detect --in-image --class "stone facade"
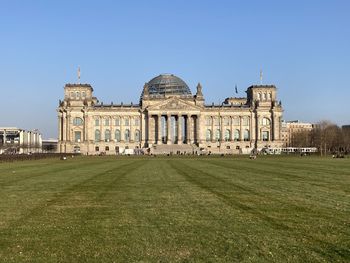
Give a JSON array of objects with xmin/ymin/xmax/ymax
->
[
  {"xmin": 57, "ymin": 74, "xmax": 283, "ymax": 154},
  {"xmin": 281, "ymin": 120, "xmax": 314, "ymax": 147}
]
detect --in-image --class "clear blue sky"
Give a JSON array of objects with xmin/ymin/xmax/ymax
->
[{"xmin": 0, "ymin": 0, "xmax": 349, "ymax": 138}]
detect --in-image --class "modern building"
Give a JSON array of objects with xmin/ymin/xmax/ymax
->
[
  {"xmin": 0, "ymin": 127, "xmax": 42, "ymax": 154},
  {"xmin": 57, "ymin": 74, "xmax": 284, "ymax": 155},
  {"xmin": 42, "ymin": 139, "xmax": 58, "ymax": 153},
  {"xmin": 281, "ymin": 120, "xmax": 314, "ymax": 147}
]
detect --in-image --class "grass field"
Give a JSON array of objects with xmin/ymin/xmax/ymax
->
[{"xmin": 0, "ymin": 155, "xmax": 349, "ymax": 262}]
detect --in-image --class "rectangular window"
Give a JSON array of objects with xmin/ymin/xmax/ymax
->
[
  {"xmin": 262, "ymin": 131, "xmax": 269, "ymax": 141},
  {"xmin": 74, "ymin": 131, "xmax": 81, "ymax": 142},
  {"xmin": 115, "ymin": 118, "xmax": 120, "ymax": 126},
  {"xmin": 105, "ymin": 118, "xmax": 109, "ymax": 126},
  {"xmin": 124, "ymin": 118, "xmax": 129, "ymax": 126},
  {"xmin": 95, "ymin": 119, "xmax": 100, "ymax": 126},
  {"xmin": 134, "ymin": 118, "xmax": 140, "ymax": 126}
]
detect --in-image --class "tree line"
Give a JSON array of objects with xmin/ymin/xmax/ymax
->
[{"xmin": 290, "ymin": 121, "xmax": 350, "ymax": 155}]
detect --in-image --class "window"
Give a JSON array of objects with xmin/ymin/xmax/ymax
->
[
  {"xmin": 124, "ymin": 118, "xmax": 130, "ymax": 126},
  {"xmin": 105, "ymin": 146, "xmax": 109, "ymax": 151},
  {"xmin": 206, "ymin": 129, "xmax": 212, "ymax": 142},
  {"xmin": 104, "ymin": 118, "xmax": 110, "ymax": 126},
  {"xmin": 82, "ymin": 91, "xmax": 86, "ymax": 98},
  {"xmin": 268, "ymin": 93, "xmax": 272, "ymax": 100},
  {"xmin": 262, "ymin": 117, "xmax": 271, "ymax": 126},
  {"xmin": 234, "ymin": 129, "xmax": 240, "ymax": 141},
  {"xmin": 263, "ymin": 93, "xmax": 266, "ymax": 100},
  {"xmin": 115, "ymin": 129, "xmax": 121, "ymax": 142},
  {"xmin": 134, "ymin": 118, "xmax": 140, "ymax": 126},
  {"xmin": 105, "ymin": 129, "xmax": 111, "ymax": 142},
  {"xmin": 233, "ymin": 117, "xmax": 240, "ymax": 126},
  {"xmin": 214, "ymin": 118, "xmax": 220, "ymax": 126},
  {"xmin": 215, "ymin": 129, "xmax": 220, "ymax": 141},
  {"xmin": 242, "ymin": 117, "xmax": 249, "ymax": 126},
  {"xmin": 73, "ymin": 117, "xmax": 83, "ymax": 126},
  {"xmin": 115, "ymin": 117, "xmax": 120, "ymax": 126},
  {"xmin": 135, "ymin": 130, "xmax": 140, "ymax": 142},
  {"xmin": 95, "ymin": 146, "xmax": 99, "ymax": 152},
  {"xmin": 95, "ymin": 130, "xmax": 101, "ymax": 142},
  {"xmin": 225, "ymin": 129, "xmax": 230, "ymax": 141},
  {"xmin": 124, "ymin": 129, "xmax": 130, "ymax": 142},
  {"xmin": 71, "ymin": 92, "xmax": 75, "ymax": 99},
  {"xmin": 244, "ymin": 129, "xmax": 250, "ymax": 141},
  {"xmin": 95, "ymin": 118, "xmax": 100, "ymax": 126},
  {"xmin": 76, "ymin": 92, "xmax": 80, "ymax": 99},
  {"xmin": 223, "ymin": 117, "xmax": 230, "ymax": 126},
  {"xmin": 205, "ymin": 117, "xmax": 212, "ymax": 126},
  {"xmin": 257, "ymin": 93, "xmax": 261, "ymax": 100},
  {"xmin": 74, "ymin": 131, "xmax": 81, "ymax": 142},
  {"xmin": 262, "ymin": 131, "xmax": 269, "ymax": 141}
]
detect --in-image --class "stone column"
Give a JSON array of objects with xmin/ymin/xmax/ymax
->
[
  {"xmin": 58, "ymin": 112, "xmax": 62, "ymax": 141},
  {"xmin": 141, "ymin": 112, "xmax": 146, "ymax": 146},
  {"xmin": 167, "ymin": 114, "xmax": 171, "ymax": 144},
  {"xmin": 178, "ymin": 115, "xmax": 182, "ymax": 144},
  {"xmin": 62, "ymin": 112, "xmax": 66, "ymax": 141},
  {"xmin": 256, "ymin": 114, "xmax": 260, "ymax": 141},
  {"xmin": 230, "ymin": 116, "xmax": 233, "ymax": 141},
  {"xmin": 186, "ymin": 115, "xmax": 191, "ymax": 144},
  {"xmin": 157, "ymin": 114, "xmax": 162, "ymax": 144},
  {"xmin": 66, "ymin": 113, "xmax": 71, "ymax": 142},
  {"xmin": 239, "ymin": 116, "xmax": 243, "ymax": 141},
  {"xmin": 120, "ymin": 116, "xmax": 124, "ymax": 142},
  {"xmin": 220, "ymin": 116, "xmax": 224, "ymax": 142},
  {"xmin": 196, "ymin": 115, "xmax": 201, "ymax": 144},
  {"xmin": 211, "ymin": 116, "xmax": 215, "ymax": 142}
]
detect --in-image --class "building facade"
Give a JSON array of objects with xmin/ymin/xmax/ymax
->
[
  {"xmin": 57, "ymin": 74, "xmax": 283, "ymax": 154},
  {"xmin": 281, "ymin": 120, "xmax": 314, "ymax": 147},
  {"xmin": 0, "ymin": 127, "xmax": 42, "ymax": 154}
]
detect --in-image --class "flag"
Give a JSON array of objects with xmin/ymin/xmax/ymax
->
[
  {"xmin": 235, "ymin": 85, "xmax": 238, "ymax": 94},
  {"xmin": 260, "ymin": 69, "xmax": 263, "ymax": 84},
  {"xmin": 78, "ymin": 67, "xmax": 81, "ymax": 83}
]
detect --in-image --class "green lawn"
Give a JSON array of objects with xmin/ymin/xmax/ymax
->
[{"xmin": 0, "ymin": 155, "xmax": 349, "ymax": 262}]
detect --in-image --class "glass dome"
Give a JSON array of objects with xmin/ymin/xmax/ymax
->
[{"xmin": 144, "ymin": 74, "xmax": 192, "ymax": 97}]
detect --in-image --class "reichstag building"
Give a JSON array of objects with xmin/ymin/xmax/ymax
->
[{"xmin": 57, "ymin": 74, "xmax": 283, "ymax": 154}]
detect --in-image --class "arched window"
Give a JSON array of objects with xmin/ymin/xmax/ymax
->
[
  {"xmin": 104, "ymin": 118, "xmax": 110, "ymax": 126},
  {"xmin": 115, "ymin": 129, "xmax": 121, "ymax": 142},
  {"xmin": 206, "ymin": 129, "xmax": 212, "ymax": 142},
  {"xmin": 95, "ymin": 118, "xmax": 100, "ymax": 126},
  {"xmin": 134, "ymin": 129, "xmax": 140, "ymax": 142},
  {"xmin": 234, "ymin": 129, "xmax": 240, "ymax": 141},
  {"xmin": 233, "ymin": 117, "xmax": 240, "ymax": 126},
  {"xmin": 124, "ymin": 118, "xmax": 130, "ymax": 126},
  {"xmin": 95, "ymin": 129, "xmax": 101, "ymax": 142},
  {"xmin": 262, "ymin": 117, "xmax": 271, "ymax": 126},
  {"xmin": 105, "ymin": 129, "xmax": 111, "ymax": 142},
  {"xmin": 124, "ymin": 129, "xmax": 130, "ymax": 142},
  {"xmin": 268, "ymin": 93, "xmax": 272, "ymax": 100},
  {"xmin": 115, "ymin": 117, "xmax": 120, "ymax": 126},
  {"xmin": 257, "ymin": 93, "xmax": 261, "ymax": 100},
  {"xmin": 225, "ymin": 129, "xmax": 230, "ymax": 141},
  {"xmin": 71, "ymin": 92, "xmax": 75, "ymax": 99},
  {"xmin": 263, "ymin": 93, "xmax": 266, "ymax": 100},
  {"xmin": 76, "ymin": 92, "xmax": 80, "ymax": 99},
  {"xmin": 73, "ymin": 117, "xmax": 83, "ymax": 126},
  {"xmin": 244, "ymin": 129, "xmax": 250, "ymax": 141},
  {"xmin": 82, "ymin": 91, "xmax": 86, "ymax": 98},
  {"xmin": 215, "ymin": 129, "xmax": 221, "ymax": 141}
]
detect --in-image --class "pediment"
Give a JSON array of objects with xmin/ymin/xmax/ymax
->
[{"xmin": 147, "ymin": 98, "xmax": 201, "ymax": 112}]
